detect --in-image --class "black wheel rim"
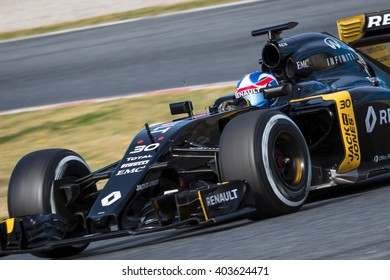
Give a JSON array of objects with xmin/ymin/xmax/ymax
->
[{"xmin": 272, "ymin": 131, "xmax": 305, "ymax": 192}]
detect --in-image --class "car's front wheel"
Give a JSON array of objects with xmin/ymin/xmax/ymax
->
[
  {"xmin": 8, "ymin": 149, "xmax": 97, "ymax": 258},
  {"xmin": 219, "ymin": 110, "xmax": 311, "ymax": 219}
]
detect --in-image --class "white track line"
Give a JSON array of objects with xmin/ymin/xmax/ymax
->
[{"xmin": 0, "ymin": 81, "xmax": 236, "ymax": 116}]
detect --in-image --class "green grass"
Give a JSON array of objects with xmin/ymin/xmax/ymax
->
[
  {"xmin": 0, "ymin": 111, "xmax": 114, "ymax": 145},
  {"xmin": 0, "ymin": 0, "xmax": 241, "ymax": 40},
  {"xmin": 0, "ymin": 85, "xmax": 235, "ymax": 218}
]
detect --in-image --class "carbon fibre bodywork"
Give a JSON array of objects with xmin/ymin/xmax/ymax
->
[{"xmin": 1, "ymin": 11, "xmax": 390, "ymax": 257}]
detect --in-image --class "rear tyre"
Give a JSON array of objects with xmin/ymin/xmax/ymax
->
[
  {"xmin": 8, "ymin": 149, "xmax": 96, "ymax": 258},
  {"xmin": 219, "ymin": 110, "xmax": 311, "ymax": 219}
]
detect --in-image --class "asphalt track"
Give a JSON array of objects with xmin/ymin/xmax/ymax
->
[
  {"xmin": 1, "ymin": 0, "xmax": 389, "ymax": 112},
  {"xmin": 2, "ymin": 0, "xmax": 390, "ymax": 259}
]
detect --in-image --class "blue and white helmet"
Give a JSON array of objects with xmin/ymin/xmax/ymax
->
[{"xmin": 235, "ymin": 72, "xmax": 279, "ymax": 108}]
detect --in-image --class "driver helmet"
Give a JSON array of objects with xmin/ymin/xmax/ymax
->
[{"xmin": 235, "ymin": 71, "xmax": 279, "ymax": 108}]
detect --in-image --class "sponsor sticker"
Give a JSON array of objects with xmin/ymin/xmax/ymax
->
[
  {"xmin": 322, "ymin": 91, "xmax": 360, "ymax": 173},
  {"xmin": 136, "ymin": 179, "xmax": 159, "ymax": 191},
  {"xmin": 206, "ymin": 189, "xmax": 238, "ymax": 207},
  {"xmin": 365, "ymin": 105, "xmax": 390, "ymax": 133},
  {"xmin": 127, "ymin": 154, "xmax": 153, "ymax": 162},
  {"xmin": 292, "ymin": 92, "xmax": 361, "ymax": 173},
  {"xmin": 115, "ymin": 166, "xmax": 145, "ymax": 176},
  {"xmin": 101, "ymin": 191, "xmax": 122, "ymax": 207},
  {"xmin": 324, "ymin": 37, "xmax": 341, "ymax": 50},
  {"xmin": 121, "ymin": 160, "xmax": 149, "ymax": 168},
  {"xmin": 360, "ymin": 44, "xmax": 387, "ymax": 55},
  {"xmin": 366, "ymin": 13, "xmax": 390, "ymax": 29},
  {"xmin": 373, "ymin": 154, "xmax": 390, "ymax": 163}
]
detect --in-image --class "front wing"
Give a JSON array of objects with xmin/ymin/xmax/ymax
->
[{"xmin": 0, "ymin": 180, "xmax": 256, "ymax": 256}]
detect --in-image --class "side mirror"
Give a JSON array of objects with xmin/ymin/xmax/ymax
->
[
  {"xmin": 170, "ymin": 101, "xmax": 193, "ymax": 117},
  {"xmin": 262, "ymin": 83, "xmax": 292, "ymax": 99}
]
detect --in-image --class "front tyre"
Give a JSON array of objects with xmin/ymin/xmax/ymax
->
[
  {"xmin": 8, "ymin": 149, "xmax": 96, "ymax": 258},
  {"xmin": 219, "ymin": 110, "xmax": 311, "ymax": 219}
]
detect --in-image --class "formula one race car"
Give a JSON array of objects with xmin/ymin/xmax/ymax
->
[{"xmin": 1, "ymin": 10, "xmax": 390, "ymax": 258}]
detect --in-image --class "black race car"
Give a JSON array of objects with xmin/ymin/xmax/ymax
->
[{"xmin": 1, "ymin": 10, "xmax": 390, "ymax": 258}]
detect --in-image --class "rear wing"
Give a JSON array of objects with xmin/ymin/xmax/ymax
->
[{"xmin": 337, "ymin": 10, "xmax": 390, "ymax": 67}]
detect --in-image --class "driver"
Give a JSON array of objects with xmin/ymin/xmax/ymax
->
[{"xmin": 219, "ymin": 71, "xmax": 279, "ymax": 111}]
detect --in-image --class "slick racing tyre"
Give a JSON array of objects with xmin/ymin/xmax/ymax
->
[
  {"xmin": 8, "ymin": 149, "xmax": 97, "ymax": 258},
  {"xmin": 219, "ymin": 110, "xmax": 311, "ymax": 219}
]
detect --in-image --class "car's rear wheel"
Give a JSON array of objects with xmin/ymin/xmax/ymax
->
[
  {"xmin": 8, "ymin": 149, "xmax": 97, "ymax": 258},
  {"xmin": 219, "ymin": 110, "xmax": 311, "ymax": 219}
]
